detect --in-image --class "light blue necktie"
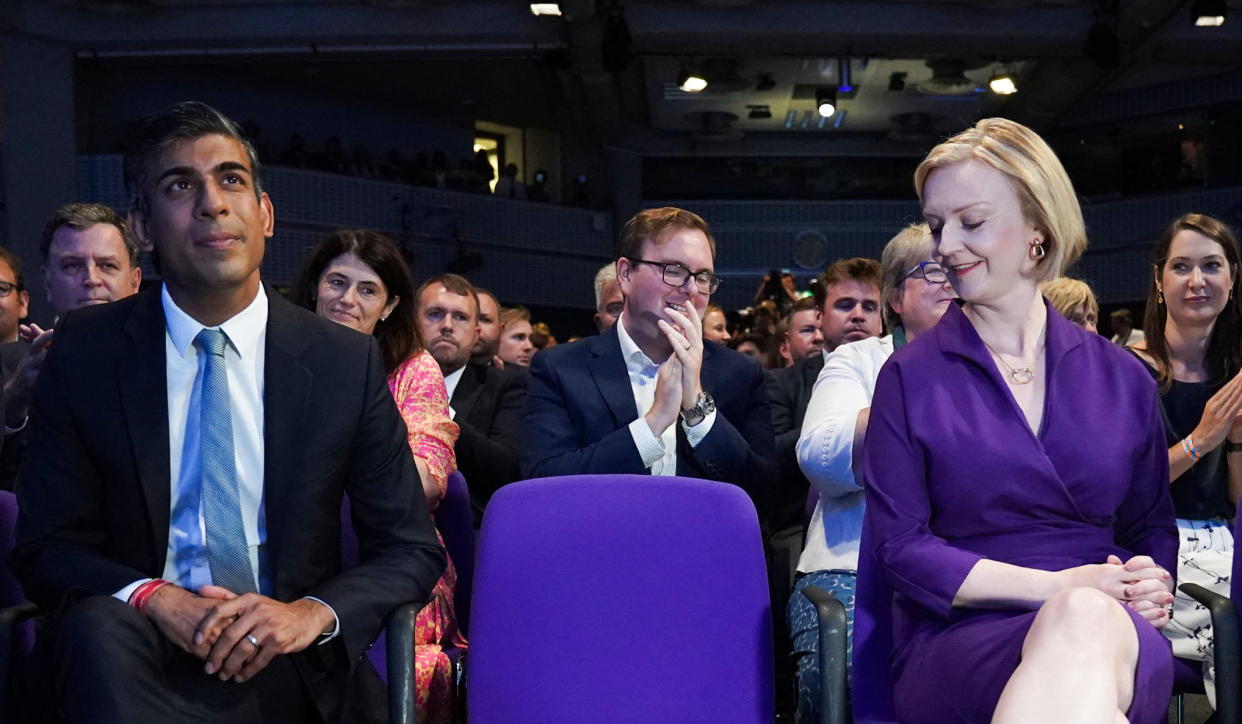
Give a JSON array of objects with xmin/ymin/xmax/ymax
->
[{"xmin": 194, "ymin": 328, "xmax": 256, "ymax": 594}]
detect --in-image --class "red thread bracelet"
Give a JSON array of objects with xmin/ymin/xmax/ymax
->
[{"xmin": 129, "ymin": 579, "xmax": 170, "ymax": 614}]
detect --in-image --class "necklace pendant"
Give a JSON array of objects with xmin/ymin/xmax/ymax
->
[{"xmin": 1009, "ymin": 366, "xmax": 1035, "ymax": 385}]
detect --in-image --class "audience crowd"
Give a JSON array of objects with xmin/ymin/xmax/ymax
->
[{"xmin": 4, "ymin": 101, "xmax": 1240, "ymax": 724}]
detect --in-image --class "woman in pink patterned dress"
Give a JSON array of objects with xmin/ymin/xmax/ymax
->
[{"xmin": 293, "ymin": 229, "xmax": 464, "ymax": 724}]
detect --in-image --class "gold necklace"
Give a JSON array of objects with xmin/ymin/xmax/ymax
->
[{"xmin": 981, "ymin": 339, "xmax": 1044, "ymax": 385}]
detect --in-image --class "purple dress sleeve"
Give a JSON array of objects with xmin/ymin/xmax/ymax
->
[{"xmin": 861, "ymin": 358, "xmax": 984, "ymax": 620}]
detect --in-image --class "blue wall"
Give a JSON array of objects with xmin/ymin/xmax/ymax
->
[{"xmin": 78, "ymin": 155, "xmax": 1242, "ymax": 311}]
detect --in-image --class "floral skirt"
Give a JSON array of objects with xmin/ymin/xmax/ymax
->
[{"xmin": 415, "ymin": 530, "xmax": 467, "ymax": 724}]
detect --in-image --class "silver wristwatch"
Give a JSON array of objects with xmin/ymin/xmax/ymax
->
[{"xmin": 680, "ymin": 392, "xmax": 716, "ymax": 427}]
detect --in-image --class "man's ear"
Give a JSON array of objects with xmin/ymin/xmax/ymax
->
[
  {"xmin": 616, "ymin": 258, "xmax": 633, "ymax": 295},
  {"xmin": 129, "ymin": 208, "xmax": 155, "ymax": 253},
  {"xmin": 260, "ymin": 193, "xmax": 275, "ymax": 238}
]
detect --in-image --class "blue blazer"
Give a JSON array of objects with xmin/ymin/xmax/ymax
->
[{"xmin": 520, "ymin": 322, "xmax": 776, "ymax": 510}]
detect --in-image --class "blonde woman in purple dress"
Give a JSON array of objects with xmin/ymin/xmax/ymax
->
[{"xmin": 854, "ymin": 119, "xmax": 1177, "ymax": 723}]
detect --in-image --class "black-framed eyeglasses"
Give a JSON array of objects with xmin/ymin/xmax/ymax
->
[
  {"xmin": 628, "ymin": 258, "xmax": 722, "ymax": 294},
  {"xmin": 902, "ymin": 261, "xmax": 948, "ymax": 285},
  {"xmin": 0, "ymin": 282, "xmax": 19, "ymax": 298}
]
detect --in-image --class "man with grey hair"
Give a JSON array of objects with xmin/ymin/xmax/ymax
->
[
  {"xmin": 1, "ymin": 203, "xmax": 144, "ymax": 489},
  {"xmin": 593, "ymin": 261, "xmax": 623, "ymax": 333},
  {"xmin": 41, "ymin": 202, "xmax": 142, "ymax": 319}
]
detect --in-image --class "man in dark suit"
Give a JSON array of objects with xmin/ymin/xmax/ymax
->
[
  {"xmin": 764, "ymin": 257, "xmax": 882, "ymax": 534},
  {"xmin": 416, "ymin": 274, "xmax": 526, "ymax": 519},
  {"xmin": 14, "ymin": 102, "xmax": 444, "ymax": 723},
  {"xmin": 522, "ymin": 207, "xmax": 775, "ymax": 508}
]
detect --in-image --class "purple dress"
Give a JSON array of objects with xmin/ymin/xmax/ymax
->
[{"xmin": 853, "ymin": 302, "xmax": 1177, "ymax": 723}]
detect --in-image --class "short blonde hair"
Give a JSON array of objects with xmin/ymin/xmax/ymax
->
[
  {"xmin": 914, "ymin": 118, "xmax": 1086, "ymax": 281},
  {"xmin": 879, "ymin": 223, "xmax": 934, "ymax": 329},
  {"xmin": 499, "ymin": 305, "xmax": 531, "ymax": 328},
  {"xmin": 1039, "ymin": 277, "xmax": 1098, "ymax": 323}
]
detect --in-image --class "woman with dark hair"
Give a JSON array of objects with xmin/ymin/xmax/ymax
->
[
  {"xmin": 1128, "ymin": 212, "xmax": 1242, "ymax": 701},
  {"xmin": 292, "ymin": 229, "xmax": 463, "ymax": 724},
  {"xmin": 856, "ymin": 118, "xmax": 1176, "ymax": 723}
]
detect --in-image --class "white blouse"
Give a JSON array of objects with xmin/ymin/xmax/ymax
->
[{"xmin": 795, "ymin": 334, "xmax": 894, "ymax": 574}]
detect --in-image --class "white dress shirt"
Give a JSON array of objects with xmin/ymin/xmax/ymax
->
[
  {"xmin": 443, "ymin": 364, "xmax": 466, "ymax": 419},
  {"xmin": 616, "ymin": 313, "xmax": 715, "ymax": 474},
  {"xmin": 795, "ymin": 334, "xmax": 893, "ymax": 573}
]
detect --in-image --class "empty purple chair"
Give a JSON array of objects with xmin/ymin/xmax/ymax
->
[
  {"xmin": 439, "ymin": 471, "xmax": 474, "ymax": 636},
  {"xmin": 467, "ymin": 474, "xmax": 773, "ymax": 723}
]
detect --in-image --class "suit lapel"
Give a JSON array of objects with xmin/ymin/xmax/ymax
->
[
  {"xmin": 119, "ymin": 287, "xmax": 173, "ymax": 569},
  {"xmin": 588, "ymin": 325, "xmax": 638, "ymax": 425},
  {"xmin": 450, "ymin": 364, "xmax": 486, "ymax": 421},
  {"xmin": 261, "ymin": 290, "xmax": 313, "ymax": 591}
]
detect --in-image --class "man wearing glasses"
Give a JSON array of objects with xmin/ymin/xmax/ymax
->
[{"xmin": 521, "ymin": 207, "xmax": 775, "ymax": 508}]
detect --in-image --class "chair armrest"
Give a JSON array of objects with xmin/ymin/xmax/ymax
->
[
  {"xmin": 1179, "ymin": 583, "xmax": 1239, "ymax": 724},
  {"xmin": 385, "ymin": 601, "xmax": 423, "ymax": 724},
  {"xmin": 801, "ymin": 585, "xmax": 849, "ymax": 724}
]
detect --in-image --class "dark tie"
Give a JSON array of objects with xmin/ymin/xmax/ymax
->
[{"xmin": 193, "ymin": 328, "xmax": 256, "ymax": 594}]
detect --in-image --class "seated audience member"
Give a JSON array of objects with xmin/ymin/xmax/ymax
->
[
  {"xmin": 469, "ymin": 287, "xmax": 502, "ymax": 365},
  {"xmin": 530, "ymin": 321, "xmax": 557, "ymax": 350},
  {"xmin": 818, "ymin": 257, "xmax": 883, "ymax": 355},
  {"xmin": 729, "ymin": 332, "xmax": 769, "ymax": 369},
  {"xmin": 521, "ymin": 207, "xmax": 776, "ymax": 508},
  {"xmin": 1039, "ymin": 277, "xmax": 1099, "ymax": 332},
  {"xmin": 751, "ymin": 299, "xmax": 781, "ymax": 339},
  {"xmin": 498, "ymin": 306, "xmax": 535, "ymax": 366},
  {"xmin": 2, "ymin": 203, "xmax": 144, "ymax": 490},
  {"xmin": 594, "ymin": 262, "xmax": 624, "ymax": 333},
  {"xmin": 701, "ymin": 303, "xmax": 731, "ymax": 344},
  {"xmin": 417, "ymin": 274, "xmax": 526, "ymax": 516},
  {"xmin": 1127, "ymin": 213, "xmax": 1242, "ymax": 702},
  {"xmin": 787, "ymin": 224, "xmax": 952, "ymax": 723},
  {"xmin": 292, "ymin": 229, "xmax": 464, "ymax": 724},
  {"xmin": 856, "ymin": 118, "xmax": 1175, "ymax": 723},
  {"xmin": 14, "ymin": 100, "xmax": 444, "ymax": 723},
  {"xmin": 778, "ymin": 296, "xmax": 824, "ymax": 366},
  {"xmin": 1111, "ymin": 307, "xmax": 1146, "ymax": 347},
  {"xmin": 0, "ymin": 247, "xmax": 29, "ymax": 344},
  {"xmin": 42, "ymin": 202, "xmax": 143, "ymax": 320},
  {"xmin": 770, "ymin": 316, "xmax": 792, "ymax": 369},
  {"xmin": 762, "ymin": 258, "xmax": 882, "ymax": 538}
]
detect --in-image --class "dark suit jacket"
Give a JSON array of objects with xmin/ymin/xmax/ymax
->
[
  {"xmin": 764, "ymin": 353, "xmax": 824, "ymax": 531},
  {"xmin": 448, "ymin": 361, "xmax": 527, "ymax": 519},
  {"xmin": 520, "ymin": 323, "xmax": 776, "ymax": 510},
  {"xmin": 13, "ymin": 285, "xmax": 445, "ymax": 722}
]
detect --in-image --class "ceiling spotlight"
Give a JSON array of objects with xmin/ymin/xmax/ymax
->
[
  {"xmin": 679, "ymin": 66, "xmax": 708, "ymax": 93},
  {"xmin": 816, "ymin": 88, "xmax": 836, "ymax": 118},
  {"xmin": 989, "ymin": 71, "xmax": 1017, "ymax": 95},
  {"xmin": 1192, "ymin": 0, "xmax": 1226, "ymax": 26},
  {"xmin": 529, "ymin": 3, "xmax": 562, "ymax": 15}
]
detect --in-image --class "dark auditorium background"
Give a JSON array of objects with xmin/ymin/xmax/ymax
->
[{"xmin": 2, "ymin": 0, "xmax": 1241, "ymax": 338}]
